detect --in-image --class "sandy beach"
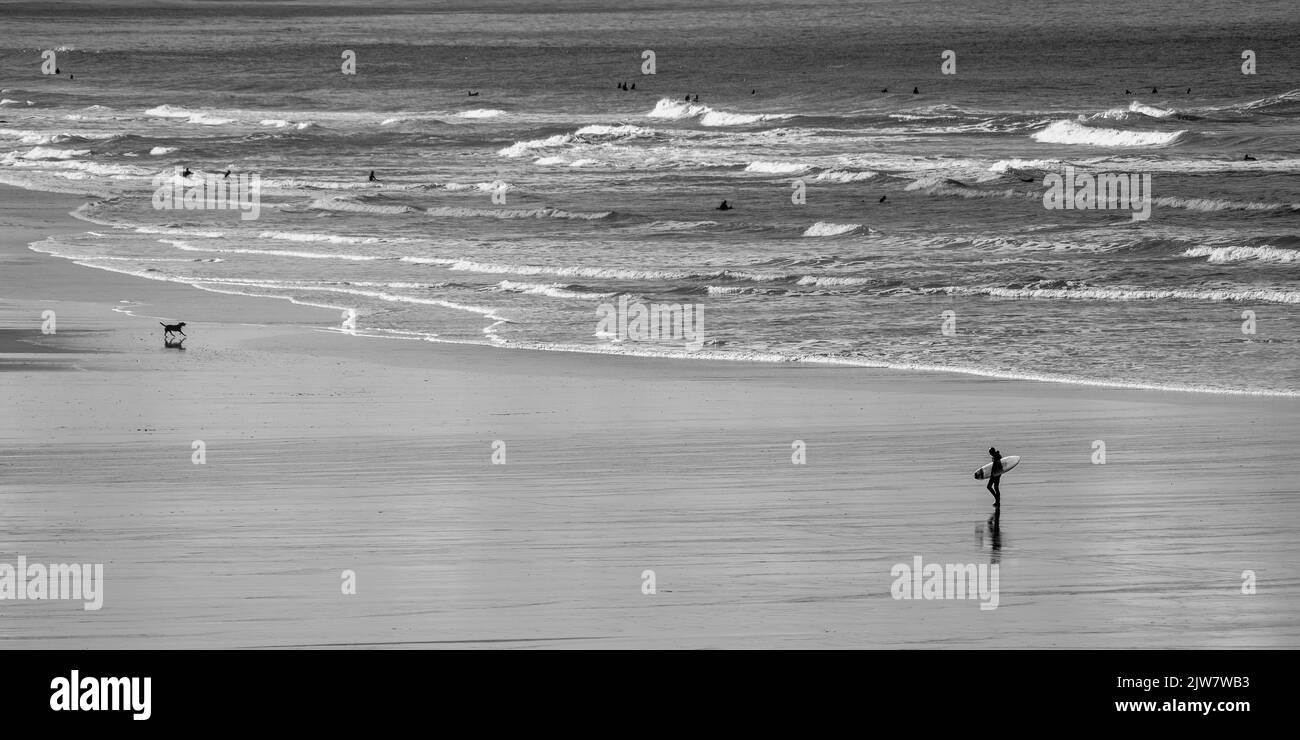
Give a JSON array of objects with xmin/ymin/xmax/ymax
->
[{"xmin": 1, "ymin": 184, "xmax": 1297, "ymax": 648}]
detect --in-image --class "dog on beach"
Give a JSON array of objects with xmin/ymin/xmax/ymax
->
[{"xmin": 160, "ymin": 321, "xmax": 187, "ymax": 339}]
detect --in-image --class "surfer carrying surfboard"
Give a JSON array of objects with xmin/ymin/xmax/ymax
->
[{"xmin": 986, "ymin": 447, "xmax": 1003, "ymax": 504}]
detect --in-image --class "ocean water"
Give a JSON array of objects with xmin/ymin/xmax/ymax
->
[{"xmin": 2, "ymin": 0, "xmax": 1298, "ymax": 394}]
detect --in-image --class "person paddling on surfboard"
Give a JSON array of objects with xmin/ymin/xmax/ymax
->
[{"xmin": 986, "ymin": 447, "xmax": 1003, "ymax": 505}]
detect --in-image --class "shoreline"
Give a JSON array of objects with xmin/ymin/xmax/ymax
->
[
  {"xmin": 10, "ymin": 184, "xmax": 1292, "ymax": 397},
  {"xmin": 2, "ymin": 183, "xmax": 1298, "ymax": 648}
]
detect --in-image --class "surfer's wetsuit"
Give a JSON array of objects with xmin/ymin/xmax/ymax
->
[{"xmin": 987, "ymin": 452, "xmax": 1003, "ymax": 502}]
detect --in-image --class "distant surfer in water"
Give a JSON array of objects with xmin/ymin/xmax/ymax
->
[
  {"xmin": 716, "ymin": 200, "xmax": 733, "ymax": 211},
  {"xmin": 986, "ymin": 447, "xmax": 1003, "ymax": 504},
  {"xmin": 368, "ymin": 170, "xmax": 378, "ymax": 182}
]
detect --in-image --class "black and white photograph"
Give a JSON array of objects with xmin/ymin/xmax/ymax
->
[{"xmin": 0, "ymin": 0, "xmax": 1294, "ymax": 718}]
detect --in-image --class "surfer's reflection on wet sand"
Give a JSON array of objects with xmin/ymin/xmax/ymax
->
[{"xmin": 975, "ymin": 507, "xmax": 1003, "ymax": 566}]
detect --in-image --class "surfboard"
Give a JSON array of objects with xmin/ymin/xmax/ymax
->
[{"xmin": 974, "ymin": 455, "xmax": 1020, "ymax": 480}]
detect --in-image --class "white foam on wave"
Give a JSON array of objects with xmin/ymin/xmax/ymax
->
[
  {"xmin": 491, "ymin": 280, "xmax": 615, "ymax": 301},
  {"xmin": 646, "ymin": 98, "xmax": 791, "ymax": 126},
  {"xmin": 443, "ymin": 180, "xmax": 511, "ymax": 193},
  {"xmin": 744, "ymin": 161, "xmax": 812, "ymax": 175},
  {"xmin": 64, "ymin": 160, "xmax": 154, "ymax": 177},
  {"xmin": 143, "ymin": 105, "xmax": 192, "ymax": 118},
  {"xmin": 18, "ymin": 146, "xmax": 90, "ymax": 160},
  {"xmin": 1093, "ymin": 101, "xmax": 1179, "ymax": 120},
  {"xmin": 718, "ymin": 270, "xmax": 790, "ymax": 283},
  {"xmin": 456, "ymin": 109, "xmax": 506, "ymax": 119},
  {"xmin": 1128, "ymin": 100, "xmax": 1177, "ymax": 118},
  {"xmin": 202, "ymin": 282, "xmax": 510, "ymax": 337},
  {"xmin": 447, "ymin": 259, "xmax": 691, "ymax": 281},
  {"xmin": 1032, "ymin": 120, "xmax": 1185, "ymax": 146},
  {"xmin": 922, "ymin": 284, "xmax": 1300, "ymax": 304},
  {"xmin": 159, "ymin": 238, "xmax": 380, "ymax": 261},
  {"xmin": 261, "ymin": 178, "xmax": 389, "ymax": 192},
  {"xmin": 497, "ymin": 124, "xmax": 656, "ymax": 157},
  {"xmin": 255, "ymin": 230, "xmax": 380, "ymax": 245},
  {"xmin": 1155, "ymin": 196, "xmax": 1295, "ymax": 212},
  {"xmin": 904, "ymin": 176, "xmax": 1024, "ymax": 200},
  {"xmin": 646, "ymin": 220, "xmax": 717, "ymax": 231},
  {"xmin": 308, "ymin": 196, "xmax": 420, "ymax": 215},
  {"xmin": 814, "ymin": 169, "xmax": 877, "ymax": 183},
  {"xmin": 257, "ymin": 119, "xmax": 312, "ymax": 129},
  {"xmin": 1182, "ymin": 245, "xmax": 1300, "ymax": 264},
  {"xmin": 399, "ymin": 256, "xmax": 455, "ymax": 266},
  {"xmin": 1208, "ymin": 89, "xmax": 1300, "ymax": 113},
  {"xmin": 988, "ymin": 158, "xmax": 1065, "ymax": 173},
  {"xmin": 802, "ymin": 222, "xmax": 862, "ymax": 237},
  {"xmin": 149, "ymin": 146, "xmax": 178, "ymax": 155},
  {"xmin": 579, "ymin": 124, "xmax": 654, "ymax": 139},
  {"xmin": 796, "ymin": 275, "xmax": 872, "ymax": 286},
  {"xmin": 497, "ymin": 134, "xmax": 570, "ymax": 157},
  {"xmin": 132, "ymin": 225, "xmax": 225, "ymax": 237},
  {"xmin": 1, "ymin": 131, "xmax": 111, "ymax": 145},
  {"xmin": 188, "ymin": 277, "xmax": 427, "ymax": 290},
  {"xmin": 700, "ymin": 110, "xmax": 777, "ymax": 126},
  {"xmin": 144, "ymin": 104, "xmax": 232, "ymax": 125},
  {"xmin": 436, "ymin": 259, "xmax": 786, "ymax": 284}
]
